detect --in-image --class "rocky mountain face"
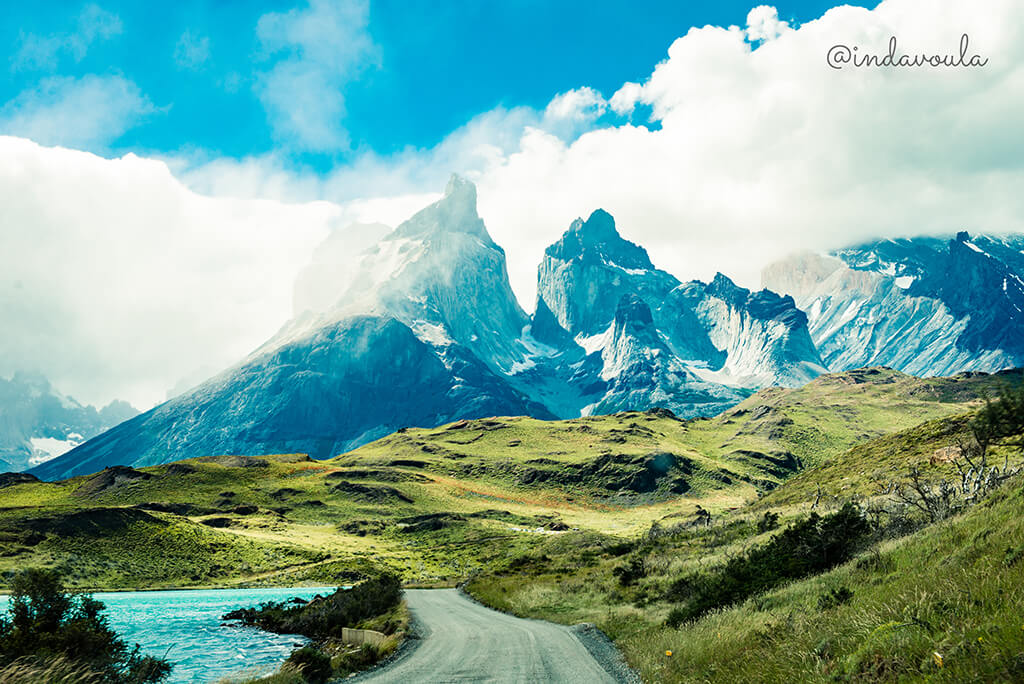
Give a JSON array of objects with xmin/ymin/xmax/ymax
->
[
  {"xmin": 762, "ymin": 232, "xmax": 1024, "ymax": 376},
  {"xmin": 529, "ymin": 209, "xmax": 826, "ymax": 416},
  {"xmin": 34, "ymin": 179, "xmax": 1022, "ymax": 481},
  {"xmin": 0, "ymin": 372, "xmax": 137, "ymax": 472},
  {"xmin": 32, "ymin": 178, "xmax": 551, "ymax": 479}
]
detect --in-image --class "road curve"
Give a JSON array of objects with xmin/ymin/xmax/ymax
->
[{"xmin": 352, "ymin": 589, "xmax": 623, "ymax": 683}]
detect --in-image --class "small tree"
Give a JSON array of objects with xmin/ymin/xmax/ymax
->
[
  {"xmin": 0, "ymin": 568, "xmax": 170, "ymax": 683},
  {"xmin": 879, "ymin": 382, "xmax": 1024, "ymax": 528},
  {"xmin": 972, "ymin": 380, "xmax": 1024, "ymax": 460}
]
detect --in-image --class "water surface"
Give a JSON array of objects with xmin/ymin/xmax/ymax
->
[{"xmin": 0, "ymin": 586, "xmax": 329, "ymax": 683}]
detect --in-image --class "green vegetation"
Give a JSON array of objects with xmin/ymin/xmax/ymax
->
[
  {"xmin": 464, "ymin": 373, "xmax": 1024, "ymax": 682},
  {"xmin": 283, "ymin": 647, "xmax": 331, "ymax": 684},
  {"xmin": 225, "ymin": 575, "xmax": 407, "ymax": 684},
  {"xmin": 1, "ymin": 367, "xmax": 1022, "ymax": 682},
  {"xmin": 663, "ymin": 503, "xmax": 871, "ymax": 625},
  {"xmin": 0, "ymin": 568, "xmax": 170, "ymax": 683},
  {"xmin": 0, "ymin": 367, "xmax": 1008, "ymax": 592},
  {"xmin": 224, "ymin": 574, "xmax": 401, "ymax": 638}
]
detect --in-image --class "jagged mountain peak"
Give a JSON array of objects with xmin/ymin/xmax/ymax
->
[
  {"xmin": 546, "ymin": 209, "xmax": 653, "ymax": 271},
  {"xmin": 444, "ymin": 173, "xmax": 475, "ymax": 201},
  {"xmin": 390, "ymin": 174, "xmax": 492, "ymax": 245},
  {"xmin": 573, "ymin": 208, "xmax": 617, "ymax": 241},
  {"xmin": 703, "ymin": 273, "xmax": 807, "ymax": 327},
  {"xmin": 705, "ymin": 272, "xmax": 744, "ymax": 300},
  {"xmin": 0, "ymin": 373, "xmax": 138, "ymax": 472}
]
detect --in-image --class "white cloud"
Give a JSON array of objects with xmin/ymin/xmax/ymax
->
[
  {"xmin": 174, "ymin": 30, "xmax": 211, "ymax": 70},
  {"xmin": 254, "ymin": 0, "xmax": 378, "ymax": 151},
  {"xmin": 184, "ymin": 0, "xmax": 1024, "ymax": 314},
  {"xmin": 745, "ymin": 5, "xmax": 790, "ymax": 42},
  {"xmin": 609, "ymin": 82, "xmax": 642, "ymax": 116},
  {"xmin": 0, "ymin": 137, "xmax": 341, "ymax": 408},
  {"xmin": 0, "ymin": 75, "xmax": 155, "ymax": 149},
  {"xmin": 13, "ymin": 3, "xmax": 122, "ymax": 71},
  {"xmin": 544, "ymin": 87, "xmax": 606, "ymax": 124}
]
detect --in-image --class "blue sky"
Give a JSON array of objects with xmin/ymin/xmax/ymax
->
[{"xmin": 1, "ymin": 0, "xmax": 870, "ymax": 168}]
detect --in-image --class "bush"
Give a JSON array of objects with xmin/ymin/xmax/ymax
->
[
  {"xmin": 332, "ymin": 644, "xmax": 381, "ymax": 677},
  {"xmin": 664, "ymin": 606, "xmax": 688, "ymax": 630},
  {"xmin": 612, "ymin": 557, "xmax": 646, "ymax": 587},
  {"xmin": 285, "ymin": 646, "xmax": 332, "ymax": 684},
  {"xmin": 0, "ymin": 568, "xmax": 171, "ymax": 683},
  {"xmin": 665, "ymin": 503, "xmax": 871, "ymax": 624},
  {"xmin": 756, "ymin": 511, "xmax": 780, "ymax": 533},
  {"xmin": 817, "ymin": 586, "xmax": 854, "ymax": 610},
  {"xmin": 224, "ymin": 574, "xmax": 402, "ymax": 639}
]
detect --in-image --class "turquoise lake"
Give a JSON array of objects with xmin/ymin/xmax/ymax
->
[{"xmin": 0, "ymin": 586, "xmax": 330, "ymax": 683}]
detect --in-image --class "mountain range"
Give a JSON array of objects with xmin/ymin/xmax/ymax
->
[
  {"xmin": 26, "ymin": 177, "xmax": 1024, "ymax": 479},
  {"xmin": 763, "ymin": 231, "xmax": 1024, "ymax": 376},
  {"xmin": 0, "ymin": 372, "xmax": 137, "ymax": 472}
]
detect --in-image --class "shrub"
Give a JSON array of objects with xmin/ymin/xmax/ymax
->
[
  {"xmin": 756, "ymin": 511, "xmax": 780, "ymax": 533},
  {"xmin": 612, "ymin": 557, "xmax": 646, "ymax": 587},
  {"xmin": 664, "ymin": 606, "xmax": 688, "ymax": 630},
  {"xmin": 0, "ymin": 568, "xmax": 171, "ymax": 683},
  {"xmin": 285, "ymin": 646, "xmax": 332, "ymax": 684},
  {"xmin": 665, "ymin": 503, "xmax": 871, "ymax": 624},
  {"xmin": 223, "ymin": 574, "xmax": 402, "ymax": 639},
  {"xmin": 817, "ymin": 586, "xmax": 854, "ymax": 610},
  {"xmin": 332, "ymin": 644, "xmax": 380, "ymax": 677}
]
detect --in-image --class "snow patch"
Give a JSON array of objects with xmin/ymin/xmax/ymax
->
[
  {"xmin": 30, "ymin": 436, "xmax": 82, "ymax": 465},
  {"xmin": 411, "ymin": 321, "xmax": 453, "ymax": 346},
  {"xmin": 809, "ymin": 298, "xmax": 822, "ymax": 321},
  {"xmin": 575, "ymin": 328, "xmax": 613, "ymax": 355},
  {"xmin": 894, "ymin": 275, "xmax": 915, "ymax": 289}
]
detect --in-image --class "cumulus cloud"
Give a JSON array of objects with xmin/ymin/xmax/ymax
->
[
  {"xmin": 540, "ymin": 87, "xmax": 609, "ymax": 139},
  {"xmin": 609, "ymin": 82, "xmax": 642, "ymax": 116},
  {"xmin": 0, "ymin": 137, "xmax": 340, "ymax": 408},
  {"xmin": 13, "ymin": 3, "xmax": 122, "ymax": 71},
  {"xmin": 0, "ymin": 75, "xmax": 155, "ymax": 149},
  {"xmin": 254, "ymin": 0, "xmax": 378, "ymax": 151},
  {"xmin": 181, "ymin": 0, "xmax": 1024, "ymax": 314},
  {"xmin": 745, "ymin": 5, "xmax": 791, "ymax": 42}
]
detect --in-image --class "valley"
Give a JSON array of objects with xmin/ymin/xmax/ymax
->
[{"xmin": 1, "ymin": 366, "xmax": 1023, "ymax": 682}]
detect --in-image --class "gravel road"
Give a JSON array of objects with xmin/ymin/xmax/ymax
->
[{"xmin": 351, "ymin": 589, "xmax": 637, "ymax": 683}]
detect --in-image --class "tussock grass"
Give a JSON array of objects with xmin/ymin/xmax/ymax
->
[{"xmin": 0, "ymin": 656, "xmax": 102, "ymax": 684}]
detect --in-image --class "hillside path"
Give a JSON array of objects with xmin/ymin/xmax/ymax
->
[{"xmin": 351, "ymin": 588, "xmax": 632, "ymax": 683}]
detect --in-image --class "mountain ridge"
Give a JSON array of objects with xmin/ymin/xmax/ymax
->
[{"xmin": 26, "ymin": 181, "xmax": 1024, "ymax": 480}]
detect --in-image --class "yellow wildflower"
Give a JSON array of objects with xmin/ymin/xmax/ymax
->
[{"xmin": 933, "ymin": 652, "xmax": 943, "ymax": 668}]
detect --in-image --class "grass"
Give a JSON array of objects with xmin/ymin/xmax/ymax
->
[
  {"xmin": 1, "ymin": 367, "xmax": 1022, "ymax": 681},
  {"xmin": 465, "ymin": 405, "xmax": 1024, "ymax": 682},
  {"xmin": 628, "ymin": 481, "xmax": 1024, "ymax": 682},
  {"xmin": 0, "ymin": 368, "xmax": 1013, "ymax": 592}
]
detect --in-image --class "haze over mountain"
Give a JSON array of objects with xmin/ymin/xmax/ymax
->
[
  {"xmin": 0, "ymin": 372, "xmax": 137, "ymax": 472},
  {"xmin": 32, "ymin": 177, "xmax": 819, "ymax": 479},
  {"xmin": 28, "ymin": 179, "xmax": 1024, "ymax": 481}
]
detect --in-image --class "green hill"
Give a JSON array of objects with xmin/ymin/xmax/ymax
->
[{"xmin": 0, "ymin": 368, "xmax": 1016, "ymax": 591}]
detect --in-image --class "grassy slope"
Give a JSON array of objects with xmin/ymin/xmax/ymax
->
[
  {"xmin": 464, "ymin": 403, "xmax": 1024, "ymax": 682},
  {"xmin": 0, "ymin": 367, "xmax": 1015, "ymax": 598},
  {"xmin": 469, "ymin": 469, "xmax": 1024, "ymax": 682}
]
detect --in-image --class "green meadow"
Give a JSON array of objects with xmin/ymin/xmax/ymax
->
[{"xmin": 1, "ymin": 366, "xmax": 1021, "ymax": 682}]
